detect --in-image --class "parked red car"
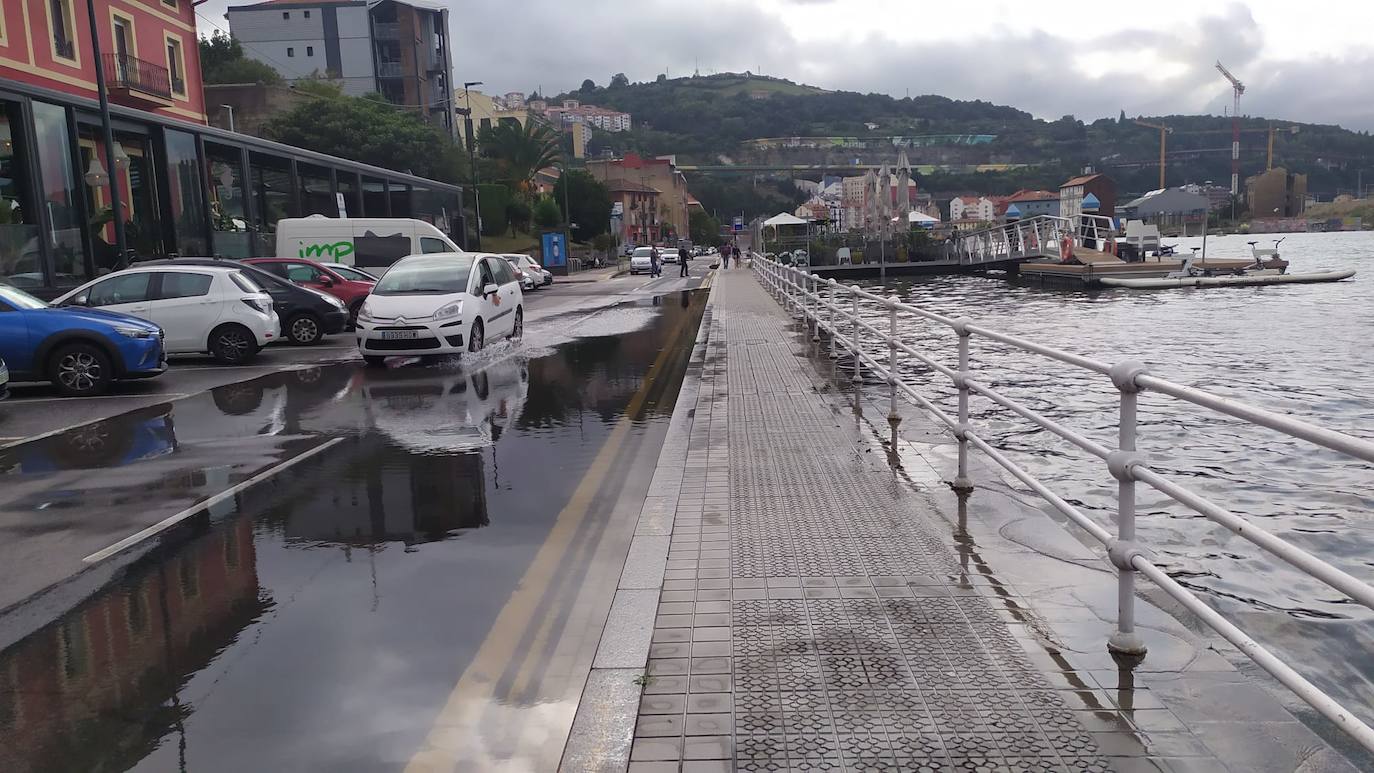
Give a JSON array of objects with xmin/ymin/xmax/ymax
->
[{"xmin": 243, "ymin": 258, "xmax": 377, "ymax": 324}]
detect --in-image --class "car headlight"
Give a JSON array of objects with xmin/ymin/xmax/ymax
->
[
  {"xmin": 114, "ymin": 325, "xmax": 156, "ymax": 339},
  {"xmin": 431, "ymin": 301, "xmax": 464, "ymax": 320},
  {"xmin": 326, "ymin": 295, "xmax": 345, "ymax": 310}
]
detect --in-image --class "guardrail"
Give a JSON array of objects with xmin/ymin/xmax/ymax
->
[
  {"xmin": 951, "ymin": 213, "xmax": 1116, "ymax": 266},
  {"xmin": 103, "ymin": 53, "xmax": 172, "ymax": 100},
  {"xmin": 750, "ymin": 253, "xmax": 1374, "ymax": 753}
]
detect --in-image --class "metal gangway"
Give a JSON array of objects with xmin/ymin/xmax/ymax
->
[
  {"xmin": 949, "ymin": 214, "xmax": 1116, "ymax": 267},
  {"xmin": 752, "ymin": 252, "xmax": 1374, "ymax": 756}
]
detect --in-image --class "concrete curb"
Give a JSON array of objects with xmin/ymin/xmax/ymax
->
[{"xmin": 559, "ymin": 280, "xmax": 717, "ymax": 772}]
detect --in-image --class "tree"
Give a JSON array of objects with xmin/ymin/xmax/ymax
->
[
  {"xmin": 689, "ymin": 208, "xmax": 723, "ymax": 246},
  {"xmin": 580, "ymin": 79, "xmax": 596, "ymax": 93},
  {"xmin": 262, "ymin": 92, "xmax": 465, "ymax": 183},
  {"xmin": 476, "ymin": 121, "xmax": 563, "ymax": 193},
  {"xmin": 553, "ymin": 170, "xmax": 612, "ymax": 242},
  {"xmin": 610, "ymin": 73, "xmax": 630, "ymax": 88},
  {"xmin": 532, "ymin": 196, "xmax": 562, "ymax": 230},
  {"xmin": 199, "ymin": 31, "xmax": 282, "ymax": 85},
  {"xmin": 505, "ymin": 199, "xmax": 531, "ymax": 236}
]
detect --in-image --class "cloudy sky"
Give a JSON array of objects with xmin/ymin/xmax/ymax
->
[{"xmin": 198, "ymin": 0, "xmax": 1374, "ymax": 130}]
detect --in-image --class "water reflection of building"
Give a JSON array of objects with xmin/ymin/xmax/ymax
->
[{"xmin": 0, "ymin": 519, "xmax": 263, "ymax": 773}]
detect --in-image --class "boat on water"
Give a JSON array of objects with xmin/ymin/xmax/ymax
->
[
  {"xmin": 1097, "ymin": 237, "xmax": 1355, "ymax": 289},
  {"xmin": 1100, "ymin": 268, "xmax": 1355, "ymax": 289}
]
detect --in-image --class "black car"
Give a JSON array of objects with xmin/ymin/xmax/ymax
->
[{"xmin": 136, "ymin": 258, "xmax": 349, "ymax": 345}]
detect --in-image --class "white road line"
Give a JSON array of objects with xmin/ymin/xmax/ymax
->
[
  {"xmin": 81, "ymin": 436, "xmax": 346, "ymax": 564},
  {"xmin": 1, "ymin": 392, "xmax": 189, "ymax": 405}
]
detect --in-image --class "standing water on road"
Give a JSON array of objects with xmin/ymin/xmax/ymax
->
[
  {"xmin": 0, "ymin": 291, "xmax": 706, "ymax": 773},
  {"xmin": 857, "ymin": 230, "xmax": 1374, "ymax": 729}
]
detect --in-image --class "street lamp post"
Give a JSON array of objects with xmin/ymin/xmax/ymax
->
[
  {"xmin": 84, "ymin": 0, "xmax": 127, "ymax": 262},
  {"xmin": 462, "ymin": 80, "xmax": 482, "ymax": 250}
]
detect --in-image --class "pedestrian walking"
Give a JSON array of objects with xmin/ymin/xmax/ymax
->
[
  {"xmin": 678, "ymin": 245, "xmax": 691, "ymax": 277},
  {"xmin": 650, "ymin": 246, "xmax": 661, "ymax": 277},
  {"xmin": 732, "ymin": 245, "xmax": 742, "ymax": 269}
]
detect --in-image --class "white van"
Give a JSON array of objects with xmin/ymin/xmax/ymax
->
[{"xmin": 275, "ymin": 216, "xmax": 463, "ymax": 272}]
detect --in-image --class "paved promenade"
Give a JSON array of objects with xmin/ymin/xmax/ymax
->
[{"xmin": 623, "ymin": 274, "xmax": 1114, "ymax": 772}]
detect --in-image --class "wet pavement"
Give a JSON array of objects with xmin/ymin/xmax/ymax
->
[{"xmin": 0, "ymin": 281, "xmax": 708, "ymax": 772}]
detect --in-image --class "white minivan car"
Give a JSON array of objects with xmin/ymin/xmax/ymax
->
[
  {"xmin": 355, "ymin": 253, "xmax": 523, "ymax": 366},
  {"xmin": 275, "ymin": 216, "xmax": 463, "ymax": 273},
  {"xmin": 55, "ymin": 265, "xmax": 278, "ymax": 364}
]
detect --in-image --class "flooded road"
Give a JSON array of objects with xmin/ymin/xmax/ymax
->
[{"xmin": 0, "ymin": 290, "xmax": 706, "ymax": 773}]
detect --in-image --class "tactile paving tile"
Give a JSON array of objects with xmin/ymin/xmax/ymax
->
[{"xmin": 631, "ymin": 277, "xmax": 1105, "ymax": 772}]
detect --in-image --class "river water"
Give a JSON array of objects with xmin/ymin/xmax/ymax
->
[{"xmin": 858, "ymin": 230, "xmax": 1374, "ymax": 728}]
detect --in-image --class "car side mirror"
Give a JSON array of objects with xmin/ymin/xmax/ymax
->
[
  {"xmin": 482, "ymin": 283, "xmax": 499, "ymax": 297},
  {"xmin": 67, "ymin": 294, "xmax": 89, "ymax": 307},
  {"xmin": 319, "ymin": 275, "xmax": 335, "ymax": 287}
]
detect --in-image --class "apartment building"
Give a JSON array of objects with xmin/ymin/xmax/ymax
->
[{"xmin": 228, "ymin": 0, "xmax": 453, "ymax": 137}]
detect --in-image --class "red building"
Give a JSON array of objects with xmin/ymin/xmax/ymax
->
[{"xmin": 0, "ymin": 0, "xmax": 206, "ymax": 123}]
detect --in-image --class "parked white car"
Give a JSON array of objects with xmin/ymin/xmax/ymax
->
[
  {"xmin": 355, "ymin": 252, "xmax": 523, "ymax": 366},
  {"xmin": 629, "ymin": 246, "xmax": 656, "ymax": 275},
  {"xmin": 508, "ymin": 254, "xmax": 553, "ymax": 287},
  {"xmin": 54, "ymin": 265, "xmax": 278, "ymax": 364}
]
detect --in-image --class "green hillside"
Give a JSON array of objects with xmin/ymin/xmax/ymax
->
[{"xmin": 562, "ymin": 73, "xmax": 1374, "ymax": 205}]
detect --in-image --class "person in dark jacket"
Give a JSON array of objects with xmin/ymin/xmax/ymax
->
[
  {"xmin": 650, "ymin": 246, "xmax": 661, "ymax": 277},
  {"xmin": 678, "ymin": 245, "xmax": 691, "ymax": 277}
]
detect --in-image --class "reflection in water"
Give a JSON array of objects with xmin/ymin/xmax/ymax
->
[
  {"xmin": 0, "ymin": 292, "xmax": 708, "ymax": 773},
  {"xmin": 0, "ymin": 519, "xmax": 264, "ymax": 773}
]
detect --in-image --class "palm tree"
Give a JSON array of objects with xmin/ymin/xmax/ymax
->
[{"xmin": 477, "ymin": 120, "xmax": 562, "ymax": 194}]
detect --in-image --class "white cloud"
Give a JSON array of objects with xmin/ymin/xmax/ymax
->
[{"xmin": 194, "ymin": 0, "xmax": 1374, "ymax": 130}]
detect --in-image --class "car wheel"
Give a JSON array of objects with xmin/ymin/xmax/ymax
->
[
  {"xmin": 468, "ymin": 319, "xmax": 484, "ymax": 352},
  {"xmin": 48, "ymin": 342, "xmax": 113, "ymax": 397},
  {"xmin": 510, "ymin": 306, "xmax": 523, "ymax": 341},
  {"xmin": 209, "ymin": 324, "xmax": 259, "ymax": 365},
  {"xmin": 286, "ymin": 312, "xmax": 324, "ymax": 345},
  {"xmin": 363, "ymin": 355, "xmax": 387, "ymax": 368}
]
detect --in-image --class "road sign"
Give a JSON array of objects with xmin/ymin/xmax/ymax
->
[{"xmin": 732, "ymin": 216, "xmax": 744, "ymax": 232}]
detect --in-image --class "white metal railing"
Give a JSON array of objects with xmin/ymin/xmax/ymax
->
[
  {"xmin": 750, "ymin": 253, "xmax": 1374, "ymax": 754},
  {"xmin": 951, "ymin": 213, "xmax": 1116, "ymax": 266}
]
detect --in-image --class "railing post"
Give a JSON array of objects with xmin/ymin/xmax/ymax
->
[
  {"xmin": 952, "ymin": 318, "xmax": 973, "ymax": 492},
  {"xmin": 1107, "ymin": 360, "xmax": 1149, "ymax": 659},
  {"xmin": 850, "ymin": 286, "xmax": 862, "ymax": 382},
  {"xmin": 828, "ymin": 279, "xmax": 839, "ymax": 359},
  {"xmin": 810, "ymin": 274, "xmax": 821, "ymax": 342},
  {"xmin": 887, "ymin": 296, "xmax": 900, "ymax": 427}
]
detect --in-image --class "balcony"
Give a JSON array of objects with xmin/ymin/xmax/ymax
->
[{"xmin": 103, "ymin": 53, "xmax": 173, "ymax": 107}]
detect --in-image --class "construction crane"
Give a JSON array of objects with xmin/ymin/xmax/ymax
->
[
  {"xmin": 1215, "ymin": 61, "xmax": 1245, "ymax": 196},
  {"xmin": 1267, "ymin": 123, "xmax": 1299, "ymax": 171},
  {"xmin": 1133, "ymin": 119, "xmax": 1173, "ymax": 189}
]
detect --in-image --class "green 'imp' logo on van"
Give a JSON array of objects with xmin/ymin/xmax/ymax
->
[{"xmin": 299, "ymin": 241, "xmax": 355, "ymax": 260}]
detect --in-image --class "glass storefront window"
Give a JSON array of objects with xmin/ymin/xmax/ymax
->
[
  {"xmin": 299, "ymin": 163, "xmax": 335, "ymax": 216},
  {"xmin": 31, "ymin": 101, "xmax": 85, "ymax": 287},
  {"xmin": 164, "ymin": 129, "xmax": 208, "ymax": 255},
  {"xmin": 249, "ymin": 152, "xmax": 291, "ymax": 256},
  {"xmin": 336, "ymin": 171, "xmax": 359, "ymax": 218},
  {"xmin": 388, "ymin": 181, "xmax": 410, "ymax": 218},
  {"xmin": 0, "ymin": 101, "xmax": 43, "ymax": 290},
  {"xmin": 78, "ymin": 125, "xmax": 160, "ymax": 272},
  {"xmin": 362, "ymin": 176, "xmax": 387, "ymax": 217},
  {"xmin": 206, "ymin": 143, "xmax": 250, "ymax": 258}
]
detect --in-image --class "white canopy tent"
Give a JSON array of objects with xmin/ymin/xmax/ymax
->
[{"xmin": 763, "ymin": 212, "xmax": 809, "ymax": 227}]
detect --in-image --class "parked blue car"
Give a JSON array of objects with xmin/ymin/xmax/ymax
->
[{"xmin": 0, "ymin": 282, "xmax": 166, "ymax": 396}]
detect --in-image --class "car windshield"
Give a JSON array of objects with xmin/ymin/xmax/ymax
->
[
  {"xmin": 0, "ymin": 283, "xmax": 49, "ymax": 310},
  {"xmin": 333, "ymin": 265, "xmax": 377, "ymax": 282},
  {"xmin": 632, "ymin": 247, "xmax": 654, "ymax": 257},
  {"xmin": 373, "ymin": 255, "xmax": 475, "ymax": 295}
]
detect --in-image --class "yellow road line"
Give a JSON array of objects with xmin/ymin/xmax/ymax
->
[{"xmin": 405, "ymin": 305, "xmax": 696, "ymax": 773}]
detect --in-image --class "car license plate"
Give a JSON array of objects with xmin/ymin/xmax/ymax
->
[{"xmin": 380, "ymin": 330, "xmax": 419, "ymax": 340}]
